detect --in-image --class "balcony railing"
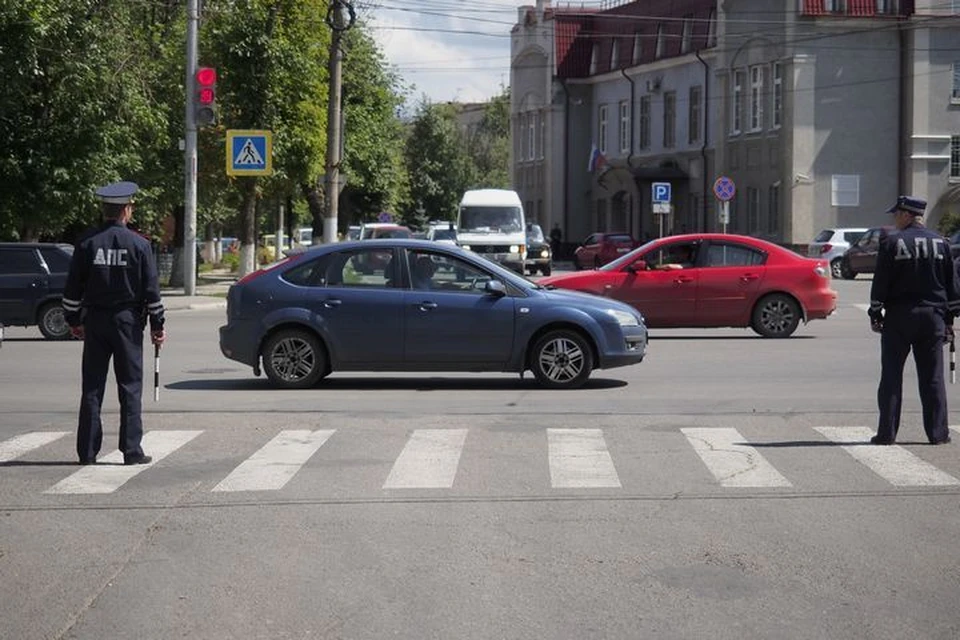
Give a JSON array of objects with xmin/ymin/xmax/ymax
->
[{"xmin": 800, "ymin": 0, "xmax": 911, "ymax": 16}]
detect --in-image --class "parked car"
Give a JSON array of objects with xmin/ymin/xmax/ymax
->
[
  {"xmin": 346, "ymin": 225, "xmax": 361, "ymax": 241},
  {"xmin": 359, "ymin": 223, "xmax": 412, "ymax": 240},
  {"xmin": 540, "ymin": 233, "xmax": 837, "ymax": 338},
  {"xmin": 948, "ymin": 230, "xmax": 960, "ymax": 260},
  {"xmin": 219, "ymin": 239, "xmax": 648, "ymax": 389},
  {"xmin": 574, "ymin": 232, "xmax": 638, "ymax": 269},
  {"xmin": 525, "ymin": 223, "xmax": 552, "ymax": 276},
  {"xmin": 807, "ymin": 227, "xmax": 867, "ymax": 278},
  {"xmin": 426, "ymin": 221, "xmax": 458, "ymax": 247},
  {"xmin": 0, "ymin": 242, "xmax": 74, "ymax": 339},
  {"xmin": 837, "ymin": 226, "xmax": 890, "ymax": 279}
]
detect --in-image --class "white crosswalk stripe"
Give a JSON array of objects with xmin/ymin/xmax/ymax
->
[
  {"xmin": 681, "ymin": 427, "xmax": 792, "ymax": 488},
  {"xmin": 383, "ymin": 429, "xmax": 468, "ymax": 489},
  {"xmin": 213, "ymin": 430, "xmax": 335, "ymax": 492},
  {"xmin": 547, "ymin": 428, "xmax": 621, "ymax": 489},
  {"xmin": 815, "ymin": 427, "xmax": 960, "ymax": 486},
  {"xmin": 0, "ymin": 431, "xmax": 70, "ymax": 463},
  {"xmin": 45, "ymin": 430, "xmax": 202, "ymax": 494}
]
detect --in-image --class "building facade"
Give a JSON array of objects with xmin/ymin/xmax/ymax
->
[{"xmin": 511, "ymin": 0, "xmax": 960, "ymax": 247}]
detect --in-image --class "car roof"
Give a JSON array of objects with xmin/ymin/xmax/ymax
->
[
  {"xmin": 361, "ymin": 222, "xmax": 405, "ymax": 229},
  {"xmin": 0, "ymin": 242, "xmax": 72, "ymax": 249}
]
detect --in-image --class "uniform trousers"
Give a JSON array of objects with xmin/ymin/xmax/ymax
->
[
  {"xmin": 77, "ymin": 308, "xmax": 145, "ymax": 460},
  {"xmin": 877, "ymin": 305, "xmax": 951, "ymax": 443}
]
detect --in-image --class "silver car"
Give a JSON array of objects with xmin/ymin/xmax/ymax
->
[{"xmin": 807, "ymin": 227, "xmax": 867, "ymax": 278}]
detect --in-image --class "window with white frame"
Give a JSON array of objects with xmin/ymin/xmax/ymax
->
[
  {"xmin": 831, "ymin": 175, "xmax": 860, "ymax": 207},
  {"xmin": 732, "ymin": 70, "xmax": 744, "ymax": 135},
  {"xmin": 951, "ymin": 136, "xmax": 960, "ymax": 179},
  {"xmin": 590, "ymin": 44, "xmax": 599, "ymax": 75},
  {"xmin": 689, "ymin": 85, "xmax": 702, "ymax": 144},
  {"xmin": 663, "ymin": 91, "xmax": 676, "ymax": 148},
  {"xmin": 681, "ymin": 16, "xmax": 692, "ymax": 54},
  {"xmin": 639, "ymin": 96, "xmax": 651, "ymax": 150},
  {"xmin": 527, "ymin": 111, "xmax": 536, "ymax": 161},
  {"xmin": 953, "ymin": 63, "xmax": 960, "ymax": 101},
  {"xmin": 598, "ymin": 105, "xmax": 608, "ymax": 154},
  {"xmin": 655, "ymin": 24, "xmax": 664, "ymax": 59},
  {"xmin": 539, "ymin": 112, "xmax": 545, "ymax": 159},
  {"xmin": 749, "ymin": 65, "xmax": 763, "ymax": 132},
  {"xmin": 619, "ymin": 101, "xmax": 630, "ymax": 153},
  {"xmin": 633, "ymin": 33, "xmax": 643, "ymax": 64},
  {"xmin": 610, "ymin": 40, "xmax": 619, "ymax": 70},
  {"xmin": 772, "ymin": 62, "xmax": 783, "ymax": 129}
]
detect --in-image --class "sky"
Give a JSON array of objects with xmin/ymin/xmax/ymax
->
[{"xmin": 364, "ymin": 0, "xmax": 528, "ymax": 106}]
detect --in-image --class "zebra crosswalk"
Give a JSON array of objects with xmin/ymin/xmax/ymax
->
[{"xmin": 2, "ymin": 425, "xmax": 958, "ymax": 497}]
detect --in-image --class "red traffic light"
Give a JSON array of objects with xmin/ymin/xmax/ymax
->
[
  {"xmin": 196, "ymin": 67, "xmax": 217, "ymax": 87},
  {"xmin": 198, "ymin": 88, "xmax": 215, "ymax": 105}
]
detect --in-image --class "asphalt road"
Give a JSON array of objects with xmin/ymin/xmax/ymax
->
[{"xmin": 1, "ymin": 277, "xmax": 958, "ymax": 639}]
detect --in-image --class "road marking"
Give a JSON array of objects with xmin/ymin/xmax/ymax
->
[
  {"xmin": 547, "ymin": 428, "xmax": 621, "ymax": 489},
  {"xmin": 681, "ymin": 427, "xmax": 792, "ymax": 488},
  {"xmin": 45, "ymin": 431, "xmax": 202, "ymax": 494},
  {"xmin": 852, "ymin": 303, "xmax": 870, "ymax": 312},
  {"xmin": 815, "ymin": 427, "xmax": 960, "ymax": 486},
  {"xmin": 0, "ymin": 431, "xmax": 71, "ymax": 463},
  {"xmin": 213, "ymin": 430, "xmax": 335, "ymax": 492},
  {"xmin": 383, "ymin": 429, "xmax": 468, "ymax": 489}
]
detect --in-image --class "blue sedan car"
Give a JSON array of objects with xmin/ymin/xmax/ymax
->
[{"xmin": 219, "ymin": 240, "xmax": 647, "ymax": 389}]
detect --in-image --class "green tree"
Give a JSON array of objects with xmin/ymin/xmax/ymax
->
[{"xmin": 466, "ymin": 87, "xmax": 511, "ymax": 189}]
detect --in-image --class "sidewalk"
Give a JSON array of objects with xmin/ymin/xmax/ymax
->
[{"xmin": 161, "ymin": 270, "xmax": 235, "ymax": 311}]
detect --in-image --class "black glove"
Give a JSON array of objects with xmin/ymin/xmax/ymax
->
[
  {"xmin": 946, "ymin": 323, "xmax": 955, "ymax": 343},
  {"xmin": 868, "ymin": 309, "xmax": 883, "ymax": 334}
]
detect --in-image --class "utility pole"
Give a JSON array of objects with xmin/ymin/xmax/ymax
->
[
  {"xmin": 323, "ymin": 0, "xmax": 355, "ymax": 244},
  {"xmin": 183, "ymin": 0, "xmax": 199, "ymax": 295}
]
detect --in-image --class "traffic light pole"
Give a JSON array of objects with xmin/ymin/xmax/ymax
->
[
  {"xmin": 323, "ymin": 1, "xmax": 355, "ymax": 244},
  {"xmin": 182, "ymin": 0, "xmax": 199, "ymax": 295}
]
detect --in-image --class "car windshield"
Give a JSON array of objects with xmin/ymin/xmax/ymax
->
[
  {"xmin": 600, "ymin": 240, "xmax": 658, "ymax": 271},
  {"xmin": 526, "ymin": 224, "xmax": 545, "ymax": 243},
  {"xmin": 813, "ymin": 230, "xmax": 833, "ymax": 243},
  {"xmin": 459, "ymin": 206, "xmax": 523, "ymax": 233}
]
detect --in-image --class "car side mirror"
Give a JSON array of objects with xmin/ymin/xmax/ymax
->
[
  {"xmin": 484, "ymin": 280, "xmax": 507, "ymax": 297},
  {"xmin": 626, "ymin": 260, "xmax": 646, "ymax": 273}
]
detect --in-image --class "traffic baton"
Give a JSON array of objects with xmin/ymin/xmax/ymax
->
[{"xmin": 154, "ymin": 343, "xmax": 161, "ymax": 402}]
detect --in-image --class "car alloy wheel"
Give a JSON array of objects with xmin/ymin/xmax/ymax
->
[
  {"xmin": 38, "ymin": 301, "xmax": 70, "ymax": 340},
  {"xmin": 830, "ymin": 258, "xmax": 844, "ymax": 279},
  {"xmin": 262, "ymin": 328, "xmax": 327, "ymax": 389},
  {"xmin": 530, "ymin": 329, "xmax": 593, "ymax": 389},
  {"xmin": 751, "ymin": 294, "xmax": 801, "ymax": 338}
]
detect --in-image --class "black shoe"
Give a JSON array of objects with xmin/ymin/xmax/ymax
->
[
  {"xmin": 931, "ymin": 435, "xmax": 952, "ymax": 445},
  {"xmin": 123, "ymin": 454, "xmax": 153, "ymax": 465},
  {"xmin": 870, "ymin": 435, "xmax": 895, "ymax": 445},
  {"xmin": 79, "ymin": 457, "xmax": 97, "ymax": 465}
]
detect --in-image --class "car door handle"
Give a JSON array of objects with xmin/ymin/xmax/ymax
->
[
  {"xmin": 674, "ymin": 276, "xmax": 694, "ymax": 284},
  {"xmin": 740, "ymin": 274, "xmax": 760, "ymax": 283},
  {"xmin": 322, "ymin": 299, "xmax": 342, "ymax": 308},
  {"xmin": 416, "ymin": 301, "xmax": 438, "ymax": 311}
]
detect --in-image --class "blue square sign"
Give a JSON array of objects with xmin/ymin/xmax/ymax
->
[
  {"xmin": 652, "ymin": 182, "xmax": 672, "ymax": 204},
  {"xmin": 226, "ymin": 130, "xmax": 273, "ymax": 176}
]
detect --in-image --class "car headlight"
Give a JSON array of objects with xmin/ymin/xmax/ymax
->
[
  {"xmin": 540, "ymin": 249, "xmax": 550, "ymax": 258},
  {"xmin": 509, "ymin": 245, "xmax": 519, "ymax": 254},
  {"xmin": 605, "ymin": 309, "xmax": 640, "ymax": 327},
  {"xmin": 460, "ymin": 244, "xmax": 471, "ymax": 251}
]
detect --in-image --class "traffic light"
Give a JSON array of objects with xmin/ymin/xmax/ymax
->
[{"xmin": 195, "ymin": 67, "xmax": 217, "ymax": 127}]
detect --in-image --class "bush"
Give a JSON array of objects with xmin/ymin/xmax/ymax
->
[
  {"xmin": 220, "ymin": 252, "xmax": 240, "ymax": 272},
  {"xmin": 937, "ymin": 211, "xmax": 960, "ymax": 237}
]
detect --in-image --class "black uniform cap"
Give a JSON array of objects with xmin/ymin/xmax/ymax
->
[
  {"xmin": 886, "ymin": 195, "xmax": 926, "ymax": 216},
  {"xmin": 95, "ymin": 181, "xmax": 139, "ymax": 205}
]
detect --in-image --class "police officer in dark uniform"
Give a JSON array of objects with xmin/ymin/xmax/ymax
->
[
  {"xmin": 62, "ymin": 181, "xmax": 167, "ymax": 465},
  {"xmin": 868, "ymin": 195, "xmax": 960, "ymax": 445}
]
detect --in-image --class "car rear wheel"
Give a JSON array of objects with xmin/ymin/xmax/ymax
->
[
  {"xmin": 751, "ymin": 294, "xmax": 801, "ymax": 338},
  {"xmin": 529, "ymin": 329, "xmax": 593, "ymax": 389},
  {"xmin": 839, "ymin": 259, "xmax": 856, "ymax": 280},
  {"xmin": 262, "ymin": 329, "xmax": 328, "ymax": 389},
  {"xmin": 38, "ymin": 301, "xmax": 70, "ymax": 340}
]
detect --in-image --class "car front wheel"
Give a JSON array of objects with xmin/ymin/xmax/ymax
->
[
  {"xmin": 38, "ymin": 301, "xmax": 70, "ymax": 340},
  {"xmin": 262, "ymin": 328, "xmax": 328, "ymax": 389},
  {"xmin": 839, "ymin": 259, "xmax": 856, "ymax": 280},
  {"xmin": 751, "ymin": 294, "xmax": 801, "ymax": 338},
  {"xmin": 529, "ymin": 329, "xmax": 594, "ymax": 389}
]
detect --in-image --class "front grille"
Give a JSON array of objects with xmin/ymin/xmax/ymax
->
[{"xmin": 470, "ymin": 245, "xmax": 511, "ymax": 254}]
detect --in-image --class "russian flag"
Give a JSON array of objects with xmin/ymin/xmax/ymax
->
[{"xmin": 587, "ymin": 144, "xmax": 607, "ymax": 173}]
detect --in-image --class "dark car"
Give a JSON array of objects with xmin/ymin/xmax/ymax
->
[
  {"xmin": 0, "ymin": 242, "xmax": 74, "ymax": 339},
  {"xmin": 838, "ymin": 226, "xmax": 890, "ymax": 279},
  {"xmin": 219, "ymin": 240, "xmax": 647, "ymax": 390},
  {"xmin": 949, "ymin": 230, "xmax": 960, "ymax": 261},
  {"xmin": 574, "ymin": 232, "xmax": 638, "ymax": 270},
  {"xmin": 525, "ymin": 223, "xmax": 552, "ymax": 276}
]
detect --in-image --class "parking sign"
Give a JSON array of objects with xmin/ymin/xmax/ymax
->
[{"xmin": 652, "ymin": 182, "xmax": 672, "ymax": 204}]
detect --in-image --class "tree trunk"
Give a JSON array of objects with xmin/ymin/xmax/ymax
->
[{"xmin": 301, "ymin": 181, "xmax": 325, "ymax": 244}]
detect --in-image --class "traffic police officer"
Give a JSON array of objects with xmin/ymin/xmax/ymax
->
[
  {"xmin": 868, "ymin": 195, "xmax": 960, "ymax": 445},
  {"xmin": 62, "ymin": 181, "xmax": 167, "ymax": 465}
]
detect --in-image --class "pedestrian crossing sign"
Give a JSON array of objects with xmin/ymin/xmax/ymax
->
[{"xmin": 226, "ymin": 129, "xmax": 272, "ymax": 176}]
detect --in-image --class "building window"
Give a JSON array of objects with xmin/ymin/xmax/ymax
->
[
  {"xmin": 768, "ymin": 184, "xmax": 780, "ymax": 234},
  {"xmin": 639, "ymin": 96, "xmax": 651, "ymax": 150},
  {"xmin": 732, "ymin": 70, "xmax": 744, "ymax": 135},
  {"xmin": 953, "ymin": 63, "xmax": 960, "ymax": 101},
  {"xmin": 681, "ymin": 16, "xmax": 692, "ymax": 54},
  {"xmin": 590, "ymin": 44, "xmax": 599, "ymax": 75},
  {"xmin": 516, "ymin": 114, "xmax": 525, "ymax": 161},
  {"xmin": 655, "ymin": 24, "xmax": 664, "ymax": 59},
  {"xmin": 527, "ymin": 111, "xmax": 536, "ymax": 161},
  {"xmin": 663, "ymin": 91, "xmax": 676, "ymax": 148},
  {"xmin": 598, "ymin": 105, "xmax": 608, "ymax": 154},
  {"xmin": 825, "ymin": 0, "xmax": 847, "ymax": 11},
  {"xmin": 747, "ymin": 187, "xmax": 761, "ymax": 232},
  {"xmin": 951, "ymin": 136, "xmax": 960, "ymax": 179},
  {"xmin": 772, "ymin": 62, "xmax": 783, "ymax": 129},
  {"xmin": 539, "ymin": 112, "xmax": 545, "ymax": 159},
  {"xmin": 831, "ymin": 175, "xmax": 860, "ymax": 207},
  {"xmin": 749, "ymin": 65, "xmax": 763, "ymax": 132},
  {"xmin": 876, "ymin": 0, "xmax": 897, "ymax": 14},
  {"xmin": 633, "ymin": 33, "xmax": 643, "ymax": 64},
  {"xmin": 610, "ymin": 40, "xmax": 619, "ymax": 70},
  {"xmin": 689, "ymin": 85, "xmax": 702, "ymax": 144},
  {"xmin": 707, "ymin": 10, "xmax": 717, "ymax": 47},
  {"xmin": 619, "ymin": 101, "xmax": 630, "ymax": 154}
]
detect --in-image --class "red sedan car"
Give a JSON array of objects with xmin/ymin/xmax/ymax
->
[
  {"xmin": 541, "ymin": 234, "xmax": 837, "ymax": 338},
  {"xmin": 573, "ymin": 232, "xmax": 638, "ymax": 269}
]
